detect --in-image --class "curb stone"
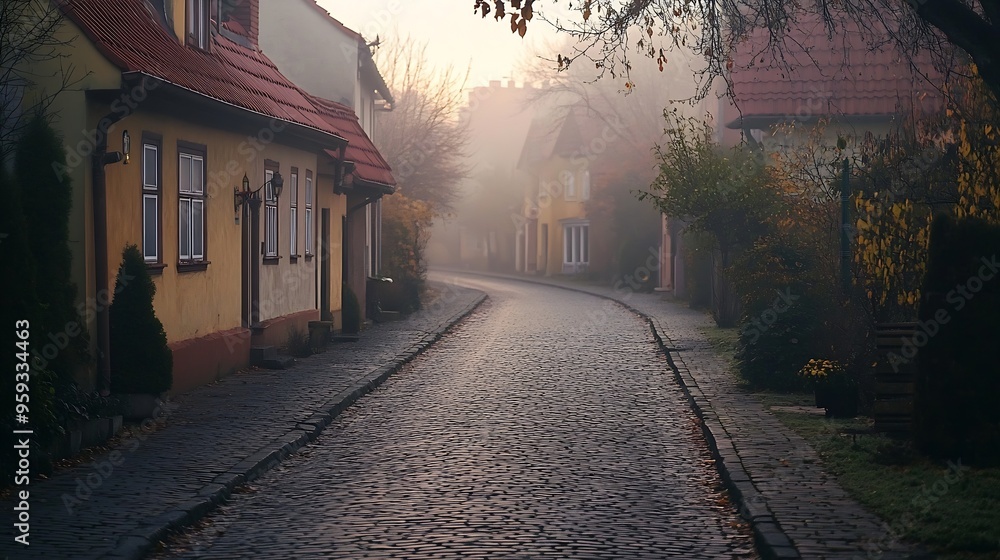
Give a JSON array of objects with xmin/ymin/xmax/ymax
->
[
  {"xmin": 107, "ymin": 289, "xmax": 487, "ymax": 560},
  {"xmin": 439, "ymin": 269, "xmax": 800, "ymax": 560}
]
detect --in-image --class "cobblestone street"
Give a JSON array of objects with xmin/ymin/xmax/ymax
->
[{"xmin": 155, "ymin": 277, "xmax": 757, "ymax": 559}]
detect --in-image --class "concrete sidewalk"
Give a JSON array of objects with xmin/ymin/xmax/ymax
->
[
  {"xmin": 435, "ymin": 268, "xmax": 925, "ymax": 560},
  {"xmin": 1, "ymin": 282, "xmax": 486, "ymax": 560}
]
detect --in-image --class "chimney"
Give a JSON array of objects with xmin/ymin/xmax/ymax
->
[
  {"xmin": 508, "ymin": 80, "xmax": 515, "ymax": 88},
  {"xmin": 224, "ymin": 0, "xmax": 259, "ymax": 45},
  {"xmin": 489, "ymin": 80, "xmax": 501, "ymax": 88}
]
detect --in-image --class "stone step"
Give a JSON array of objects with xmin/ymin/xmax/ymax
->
[{"xmin": 250, "ymin": 346, "xmax": 278, "ymax": 365}]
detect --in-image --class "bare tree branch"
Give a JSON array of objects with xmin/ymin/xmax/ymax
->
[
  {"xmin": 373, "ymin": 36, "xmax": 471, "ymax": 214},
  {"xmin": 1, "ymin": 0, "xmax": 80, "ymax": 158}
]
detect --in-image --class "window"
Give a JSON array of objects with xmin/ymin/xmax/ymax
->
[
  {"xmin": 581, "ymin": 170, "xmax": 591, "ymax": 201},
  {"xmin": 563, "ymin": 171, "xmax": 576, "ymax": 200},
  {"xmin": 305, "ymin": 170, "xmax": 314, "ymax": 256},
  {"xmin": 289, "ymin": 168, "xmax": 299, "ymax": 259},
  {"xmin": 186, "ymin": 0, "xmax": 209, "ymax": 49},
  {"xmin": 141, "ymin": 134, "xmax": 162, "ymax": 266},
  {"xmin": 178, "ymin": 143, "xmax": 206, "ymax": 265},
  {"xmin": 563, "ymin": 223, "xmax": 589, "ymax": 273},
  {"xmin": 264, "ymin": 162, "xmax": 279, "ymax": 259}
]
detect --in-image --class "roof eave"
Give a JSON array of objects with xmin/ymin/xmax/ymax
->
[
  {"xmin": 120, "ymin": 72, "xmax": 348, "ymax": 149},
  {"xmin": 725, "ymin": 112, "xmax": 900, "ymax": 130}
]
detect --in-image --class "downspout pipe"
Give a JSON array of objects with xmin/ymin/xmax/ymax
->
[
  {"xmin": 348, "ymin": 193, "xmax": 383, "ymax": 214},
  {"xmin": 92, "ymin": 110, "xmax": 128, "ymax": 393}
]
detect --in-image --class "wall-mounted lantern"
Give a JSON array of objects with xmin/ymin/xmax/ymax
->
[{"xmin": 234, "ymin": 172, "xmax": 283, "ymax": 223}]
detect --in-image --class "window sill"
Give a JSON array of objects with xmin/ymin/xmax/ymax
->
[
  {"xmin": 263, "ymin": 256, "xmax": 282, "ymax": 265},
  {"xmin": 146, "ymin": 263, "xmax": 167, "ymax": 276},
  {"xmin": 304, "ymin": 253, "xmax": 314, "ymax": 262},
  {"xmin": 289, "ymin": 254, "xmax": 301, "ymax": 264},
  {"xmin": 177, "ymin": 261, "xmax": 209, "ymax": 273}
]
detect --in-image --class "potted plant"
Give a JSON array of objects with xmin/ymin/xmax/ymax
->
[
  {"xmin": 798, "ymin": 358, "xmax": 859, "ymax": 418},
  {"xmin": 109, "ymin": 245, "xmax": 173, "ymax": 420}
]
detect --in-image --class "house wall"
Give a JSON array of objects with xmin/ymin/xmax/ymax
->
[
  {"xmin": 257, "ymin": 0, "xmax": 358, "ymax": 107},
  {"xmin": 316, "ymin": 173, "xmax": 346, "ymax": 329},
  {"xmin": 345, "ymin": 192, "xmax": 370, "ymax": 322},
  {"xmin": 253, "ymin": 144, "xmax": 319, "ymax": 319},
  {"xmin": 530, "ymin": 157, "xmax": 588, "ymax": 276}
]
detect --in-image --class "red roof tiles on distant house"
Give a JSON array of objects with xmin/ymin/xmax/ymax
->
[
  {"xmin": 309, "ymin": 95, "xmax": 396, "ymax": 189},
  {"xmin": 728, "ymin": 12, "xmax": 944, "ymax": 128},
  {"xmin": 61, "ymin": 0, "xmax": 345, "ymax": 141}
]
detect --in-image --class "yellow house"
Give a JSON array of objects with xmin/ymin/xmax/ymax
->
[
  {"xmin": 516, "ymin": 107, "xmax": 595, "ymax": 276},
  {"xmin": 20, "ymin": 0, "xmax": 384, "ymax": 392}
]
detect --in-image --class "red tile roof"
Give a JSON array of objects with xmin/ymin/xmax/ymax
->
[
  {"xmin": 309, "ymin": 95, "xmax": 395, "ymax": 188},
  {"xmin": 61, "ymin": 0, "xmax": 346, "ymax": 142},
  {"xmin": 728, "ymin": 12, "xmax": 944, "ymax": 127}
]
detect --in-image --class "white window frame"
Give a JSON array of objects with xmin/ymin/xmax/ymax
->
[
  {"xmin": 186, "ymin": 0, "xmax": 209, "ymax": 49},
  {"xmin": 581, "ymin": 170, "xmax": 591, "ymax": 201},
  {"xmin": 289, "ymin": 170, "xmax": 299, "ymax": 257},
  {"xmin": 178, "ymin": 149, "xmax": 205, "ymax": 263},
  {"xmin": 142, "ymin": 142, "xmax": 160, "ymax": 263},
  {"xmin": 563, "ymin": 171, "xmax": 576, "ymax": 200},
  {"xmin": 305, "ymin": 171, "xmax": 314, "ymax": 256},
  {"xmin": 264, "ymin": 168, "xmax": 278, "ymax": 258},
  {"xmin": 562, "ymin": 223, "xmax": 590, "ymax": 271}
]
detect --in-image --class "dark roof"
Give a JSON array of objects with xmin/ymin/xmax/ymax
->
[
  {"xmin": 728, "ymin": 11, "xmax": 944, "ymax": 128},
  {"xmin": 61, "ymin": 0, "xmax": 347, "ymax": 141},
  {"xmin": 517, "ymin": 104, "xmax": 612, "ymax": 169},
  {"xmin": 310, "ymin": 95, "xmax": 395, "ymax": 189}
]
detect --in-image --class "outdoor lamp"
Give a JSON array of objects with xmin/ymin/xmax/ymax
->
[
  {"xmin": 122, "ymin": 130, "xmax": 131, "ymax": 165},
  {"xmin": 234, "ymin": 171, "xmax": 284, "ymax": 223}
]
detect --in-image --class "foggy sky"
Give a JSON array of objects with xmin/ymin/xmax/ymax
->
[{"xmin": 317, "ymin": 0, "xmax": 565, "ymax": 89}]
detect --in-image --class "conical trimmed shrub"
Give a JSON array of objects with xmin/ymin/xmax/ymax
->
[
  {"xmin": 109, "ymin": 245, "xmax": 172, "ymax": 394},
  {"xmin": 15, "ymin": 112, "xmax": 87, "ymax": 383}
]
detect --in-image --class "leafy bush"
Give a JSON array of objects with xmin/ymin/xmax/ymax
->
[
  {"xmin": 641, "ymin": 113, "xmax": 781, "ymax": 325},
  {"xmin": 109, "ymin": 245, "xmax": 173, "ymax": 394},
  {"xmin": 342, "ymin": 283, "xmax": 361, "ymax": 334},
  {"xmin": 381, "ymin": 194, "xmax": 433, "ymax": 313},
  {"xmin": 914, "ymin": 214, "xmax": 1000, "ymax": 465}
]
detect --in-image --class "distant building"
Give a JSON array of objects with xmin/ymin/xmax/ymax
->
[
  {"xmin": 657, "ymin": 11, "xmax": 944, "ymax": 296},
  {"xmin": 259, "ymin": 0, "xmax": 396, "ymax": 325},
  {"xmin": 428, "ymin": 80, "xmax": 538, "ymax": 271},
  {"xmin": 516, "ymin": 104, "xmax": 614, "ymax": 277}
]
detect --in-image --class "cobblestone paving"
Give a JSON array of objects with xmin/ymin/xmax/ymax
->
[
  {"xmin": 155, "ymin": 277, "xmax": 757, "ymax": 559},
  {"xmin": 436, "ymin": 271, "xmax": 919, "ymax": 559},
  {"xmin": 0, "ymin": 282, "xmax": 483, "ymax": 560}
]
